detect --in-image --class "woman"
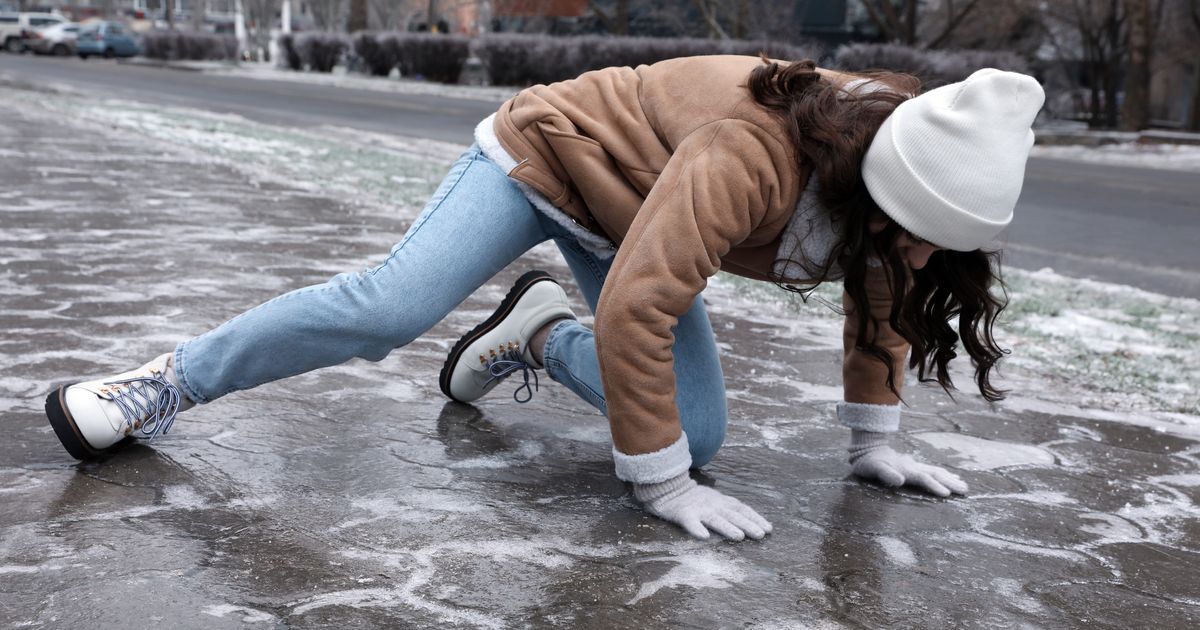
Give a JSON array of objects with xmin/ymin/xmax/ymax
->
[{"xmin": 44, "ymin": 55, "xmax": 1044, "ymax": 541}]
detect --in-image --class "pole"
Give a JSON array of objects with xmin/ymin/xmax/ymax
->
[{"xmin": 234, "ymin": 0, "xmax": 247, "ymax": 59}]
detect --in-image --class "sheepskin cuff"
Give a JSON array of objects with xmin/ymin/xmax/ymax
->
[
  {"xmin": 836, "ymin": 402, "xmax": 901, "ymax": 433},
  {"xmin": 612, "ymin": 433, "xmax": 692, "ymax": 484}
]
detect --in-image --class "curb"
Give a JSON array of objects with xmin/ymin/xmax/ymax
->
[
  {"xmin": 118, "ymin": 58, "xmax": 239, "ymax": 73},
  {"xmin": 1036, "ymin": 129, "xmax": 1200, "ymax": 147}
]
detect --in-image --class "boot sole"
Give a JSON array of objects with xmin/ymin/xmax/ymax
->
[
  {"xmin": 439, "ymin": 269, "xmax": 555, "ymax": 403},
  {"xmin": 45, "ymin": 385, "xmax": 106, "ymax": 460}
]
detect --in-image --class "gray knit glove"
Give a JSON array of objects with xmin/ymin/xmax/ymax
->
[
  {"xmin": 848, "ymin": 430, "xmax": 968, "ymax": 497},
  {"xmin": 633, "ymin": 472, "xmax": 773, "ymax": 541}
]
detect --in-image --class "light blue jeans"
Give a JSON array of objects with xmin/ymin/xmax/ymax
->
[{"xmin": 173, "ymin": 144, "xmax": 728, "ymax": 466}]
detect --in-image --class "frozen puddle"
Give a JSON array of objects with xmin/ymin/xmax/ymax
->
[{"xmin": 912, "ymin": 432, "xmax": 1056, "ymax": 470}]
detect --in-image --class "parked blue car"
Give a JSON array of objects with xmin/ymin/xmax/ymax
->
[{"xmin": 75, "ymin": 21, "xmax": 139, "ymax": 59}]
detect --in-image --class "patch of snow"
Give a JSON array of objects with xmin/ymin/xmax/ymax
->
[
  {"xmin": 1077, "ymin": 512, "xmax": 1142, "ymax": 541},
  {"xmin": 990, "ymin": 577, "xmax": 1045, "ymax": 614},
  {"xmin": 936, "ymin": 531, "xmax": 1087, "ymax": 561},
  {"xmin": 876, "ymin": 536, "xmax": 917, "ymax": 566},
  {"xmin": 912, "ymin": 432, "xmax": 1056, "ymax": 470},
  {"xmin": 1151, "ymin": 473, "xmax": 1200, "ymax": 488},
  {"xmin": 1031, "ymin": 143, "xmax": 1200, "ymax": 173},
  {"xmin": 1000, "ymin": 396, "xmax": 1200, "ymax": 440},
  {"xmin": 0, "ymin": 468, "xmax": 44, "ymax": 495},
  {"xmin": 1114, "ymin": 488, "xmax": 1197, "ymax": 546},
  {"xmin": 627, "ymin": 552, "xmax": 748, "ymax": 605},
  {"xmin": 209, "ymin": 62, "xmax": 519, "ymax": 104},
  {"xmin": 796, "ymin": 577, "xmax": 825, "ymax": 592},
  {"xmin": 163, "ymin": 485, "xmax": 207, "ymax": 509},
  {"xmin": 0, "ymin": 564, "xmax": 61, "ymax": 574},
  {"xmin": 202, "ymin": 604, "xmax": 276, "ymax": 623},
  {"xmin": 972, "ymin": 490, "xmax": 1079, "ymax": 506}
]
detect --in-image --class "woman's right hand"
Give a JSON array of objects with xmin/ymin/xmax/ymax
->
[{"xmin": 633, "ymin": 472, "xmax": 772, "ymax": 541}]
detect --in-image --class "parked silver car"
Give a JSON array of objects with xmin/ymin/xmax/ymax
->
[
  {"xmin": 26, "ymin": 21, "xmax": 78, "ymax": 55},
  {"xmin": 0, "ymin": 11, "xmax": 67, "ymax": 53}
]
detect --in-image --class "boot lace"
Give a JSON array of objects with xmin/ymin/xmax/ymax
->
[
  {"xmin": 100, "ymin": 369, "xmax": 182, "ymax": 440},
  {"xmin": 482, "ymin": 342, "xmax": 538, "ymax": 403}
]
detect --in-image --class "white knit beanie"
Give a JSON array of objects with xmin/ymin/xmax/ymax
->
[{"xmin": 861, "ymin": 68, "xmax": 1045, "ymax": 252}]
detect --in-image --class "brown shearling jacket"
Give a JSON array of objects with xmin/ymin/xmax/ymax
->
[{"xmin": 491, "ymin": 55, "xmax": 909, "ymax": 456}]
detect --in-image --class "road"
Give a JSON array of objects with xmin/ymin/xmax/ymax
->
[{"xmin": 3, "ymin": 54, "xmax": 1198, "ymax": 298}]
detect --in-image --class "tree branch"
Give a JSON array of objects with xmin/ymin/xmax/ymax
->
[
  {"xmin": 861, "ymin": 0, "xmax": 896, "ymax": 41},
  {"xmin": 588, "ymin": 0, "xmax": 615, "ymax": 33},
  {"xmin": 904, "ymin": 0, "xmax": 918, "ymax": 43},
  {"xmin": 691, "ymin": 0, "xmax": 730, "ymax": 39},
  {"xmin": 927, "ymin": 0, "xmax": 982, "ymax": 49}
]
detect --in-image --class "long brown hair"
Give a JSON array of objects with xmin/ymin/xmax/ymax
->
[{"xmin": 748, "ymin": 56, "xmax": 1009, "ymax": 402}]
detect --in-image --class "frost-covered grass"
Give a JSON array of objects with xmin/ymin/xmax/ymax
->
[
  {"xmin": 717, "ymin": 267, "xmax": 1200, "ymax": 417},
  {"xmin": 2, "ymin": 89, "xmax": 453, "ymax": 214},
  {"xmin": 12, "ymin": 87, "xmax": 1197, "ymax": 420},
  {"xmin": 209, "ymin": 61, "xmax": 519, "ymax": 104},
  {"xmin": 1001, "ymin": 268, "xmax": 1199, "ymax": 415}
]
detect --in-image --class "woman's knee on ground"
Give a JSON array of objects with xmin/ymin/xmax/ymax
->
[{"xmin": 685, "ymin": 421, "xmax": 726, "ymax": 469}]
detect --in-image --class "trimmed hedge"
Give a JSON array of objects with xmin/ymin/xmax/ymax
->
[
  {"xmin": 833, "ymin": 43, "xmax": 1029, "ymax": 89},
  {"xmin": 142, "ymin": 31, "xmax": 238, "ymax": 61},
  {"xmin": 278, "ymin": 32, "xmax": 349, "ymax": 73},
  {"xmin": 278, "ymin": 34, "xmax": 1035, "ymax": 90},
  {"xmin": 472, "ymin": 33, "xmax": 819, "ymax": 87},
  {"xmin": 353, "ymin": 31, "xmax": 471, "ymax": 83},
  {"xmin": 278, "ymin": 33, "xmax": 302, "ymax": 70},
  {"xmin": 332, "ymin": 31, "xmax": 818, "ymax": 85}
]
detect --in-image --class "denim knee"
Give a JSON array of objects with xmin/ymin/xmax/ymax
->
[{"xmin": 686, "ymin": 424, "xmax": 726, "ymax": 469}]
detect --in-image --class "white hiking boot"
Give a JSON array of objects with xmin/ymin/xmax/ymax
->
[
  {"xmin": 44, "ymin": 352, "xmax": 195, "ymax": 459},
  {"xmin": 440, "ymin": 270, "xmax": 576, "ymax": 404}
]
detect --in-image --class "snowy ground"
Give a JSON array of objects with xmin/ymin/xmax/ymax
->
[
  {"xmin": 205, "ymin": 61, "xmax": 519, "ymax": 104},
  {"xmin": 1030, "ymin": 142, "xmax": 1200, "ymax": 173},
  {"xmin": 2, "ymin": 87, "xmax": 1199, "ymax": 628}
]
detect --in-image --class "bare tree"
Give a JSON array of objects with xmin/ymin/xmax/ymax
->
[
  {"xmin": 691, "ymin": 0, "xmax": 731, "ymax": 39},
  {"xmin": 921, "ymin": 0, "xmax": 1043, "ymax": 57},
  {"xmin": 1041, "ymin": 0, "xmax": 1129, "ymax": 128},
  {"xmin": 588, "ymin": 0, "xmax": 631, "ymax": 35},
  {"xmin": 860, "ymin": 0, "xmax": 919, "ymax": 44},
  {"xmin": 189, "ymin": 0, "xmax": 208, "ymax": 31},
  {"xmin": 371, "ymin": 0, "xmax": 422, "ymax": 29},
  {"xmin": 1190, "ymin": 0, "xmax": 1200, "ymax": 129},
  {"xmin": 857, "ymin": 0, "xmax": 984, "ymax": 48},
  {"xmin": 1120, "ymin": 0, "xmax": 1153, "ymax": 129},
  {"xmin": 924, "ymin": 0, "xmax": 985, "ymax": 48},
  {"xmin": 633, "ymin": 0, "xmax": 796, "ymax": 40},
  {"xmin": 244, "ymin": 0, "xmax": 277, "ymax": 59},
  {"xmin": 311, "ymin": 0, "xmax": 347, "ymax": 30},
  {"xmin": 349, "ymin": 0, "xmax": 369, "ymax": 30}
]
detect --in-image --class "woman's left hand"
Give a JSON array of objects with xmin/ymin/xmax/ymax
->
[{"xmin": 848, "ymin": 429, "xmax": 968, "ymax": 497}]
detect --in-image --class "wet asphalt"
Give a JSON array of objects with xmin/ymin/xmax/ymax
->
[{"xmin": 1, "ymin": 63, "xmax": 1200, "ymax": 628}]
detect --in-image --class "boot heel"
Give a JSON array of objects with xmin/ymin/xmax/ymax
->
[{"xmin": 45, "ymin": 386, "xmax": 100, "ymax": 460}]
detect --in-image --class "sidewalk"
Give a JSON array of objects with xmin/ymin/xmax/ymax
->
[
  {"xmin": 1035, "ymin": 127, "xmax": 1200, "ymax": 147},
  {"xmin": 121, "ymin": 58, "xmax": 519, "ymax": 103},
  {"xmin": 2, "ymin": 82, "xmax": 1198, "ymax": 628}
]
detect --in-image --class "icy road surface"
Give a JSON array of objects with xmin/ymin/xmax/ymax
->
[{"xmin": 2, "ymin": 86, "xmax": 1198, "ymax": 628}]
